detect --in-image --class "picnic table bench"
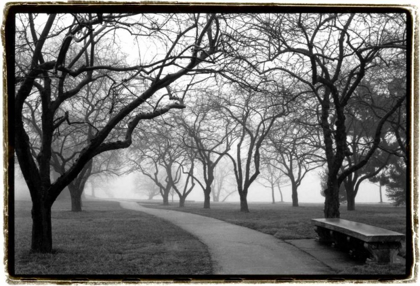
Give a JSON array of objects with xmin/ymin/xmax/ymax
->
[{"xmin": 312, "ymin": 218, "xmax": 405, "ymax": 264}]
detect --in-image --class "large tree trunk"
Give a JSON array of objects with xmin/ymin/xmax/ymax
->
[
  {"xmin": 31, "ymin": 199, "xmax": 53, "ymax": 253},
  {"xmin": 204, "ymin": 169, "xmax": 214, "ymax": 208},
  {"xmin": 179, "ymin": 197, "xmax": 186, "ymax": 208},
  {"xmin": 162, "ymin": 194, "xmax": 169, "ymax": 205},
  {"xmin": 239, "ymin": 192, "xmax": 249, "ymax": 212},
  {"xmin": 161, "ymin": 185, "xmax": 171, "ymax": 205},
  {"xmin": 324, "ymin": 178, "xmax": 341, "ymax": 218},
  {"xmin": 203, "ymin": 186, "xmax": 211, "ymax": 209},
  {"xmin": 68, "ymin": 183, "xmax": 83, "ymax": 212},
  {"xmin": 70, "ymin": 192, "xmax": 83, "ymax": 212},
  {"xmin": 344, "ymin": 179, "xmax": 356, "ymax": 211},
  {"xmin": 347, "ymin": 194, "xmax": 356, "ymax": 211},
  {"xmin": 319, "ymin": 88, "xmax": 346, "ymax": 219},
  {"xmin": 291, "ymin": 183, "xmax": 299, "ymax": 207}
]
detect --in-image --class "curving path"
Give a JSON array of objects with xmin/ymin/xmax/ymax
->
[{"xmin": 119, "ymin": 201, "xmax": 334, "ymax": 275}]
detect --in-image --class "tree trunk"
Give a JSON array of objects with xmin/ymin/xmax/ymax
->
[
  {"xmin": 344, "ymin": 180, "xmax": 356, "ymax": 211},
  {"xmin": 179, "ymin": 197, "xmax": 185, "ymax": 207},
  {"xmin": 271, "ymin": 185, "xmax": 275, "ymax": 204},
  {"xmin": 291, "ymin": 183, "xmax": 299, "ymax": 207},
  {"xmin": 324, "ymin": 178, "xmax": 340, "ymax": 218},
  {"xmin": 347, "ymin": 194, "xmax": 356, "ymax": 211},
  {"xmin": 70, "ymin": 192, "xmax": 83, "ymax": 212},
  {"xmin": 379, "ymin": 183, "xmax": 383, "ymax": 203},
  {"xmin": 204, "ymin": 186, "xmax": 211, "ymax": 209},
  {"xmin": 31, "ymin": 199, "xmax": 53, "ymax": 253},
  {"xmin": 68, "ymin": 184, "xmax": 83, "ymax": 212},
  {"xmin": 163, "ymin": 194, "xmax": 169, "ymax": 205},
  {"xmin": 278, "ymin": 185, "xmax": 284, "ymax": 202},
  {"xmin": 161, "ymin": 185, "xmax": 170, "ymax": 205},
  {"xmin": 212, "ymin": 187, "xmax": 220, "ymax": 202},
  {"xmin": 240, "ymin": 193, "xmax": 249, "ymax": 212},
  {"xmin": 204, "ymin": 167, "xmax": 214, "ymax": 208}
]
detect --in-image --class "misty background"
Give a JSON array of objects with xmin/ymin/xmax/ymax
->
[{"xmin": 15, "ymin": 164, "xmax": 387, "ymax": 204}]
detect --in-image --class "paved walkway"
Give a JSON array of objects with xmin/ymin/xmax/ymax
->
[{"xmin": 119, "ymin": 201, "xmax": 335, "ymax": 275}]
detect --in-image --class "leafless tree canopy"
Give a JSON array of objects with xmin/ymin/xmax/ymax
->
[{"xmin": 11, "ymin": 10, "xmax": 408, "ymax": 252}]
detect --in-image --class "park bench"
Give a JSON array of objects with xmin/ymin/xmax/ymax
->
[{"xmin": 312, "ymin": 218, "xmax": 405, "ymax": 264}]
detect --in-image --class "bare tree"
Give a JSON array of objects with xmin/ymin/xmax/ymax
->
[
  {"xmin": 258, "ymin": 162, "xmax": 287, "ymax": 204},
  {"xmin": 13, "ymin": 13, "xmax": 221, "ymax": 252},
  {"xmin": 267, "ymin": 119, "xmax": 323, "ymax": 207},
  {"xmin": 167, "ymin": 146, "xmax": 198, "ymax": 207},
  {"xmin": 223, "ymin": 13, "xmax": 407, "ymax": 217},
  {"xmin": 213, "ymin": 83, "xmax": 293, "ymax": 212},
  {"xmin": 132, "ymin": 173, "xmax": 161, "ymax": 200},
  {"xmin": 136, "ymin": 161, "xmax": 174, "ymax": 205},
  {"xmin": 369, "ymin": 78, "xmax": 408, "ymax": 206},
  {"xmin": 339, "ymin": 82, "xmax": 398, "ymax": 210},
  {"xmin": 128, "ymin": 121, "xmax": 182, "ymax": 206},
  {"xmin": 175, "ymin": 97, "xmax": 235, "ymax": 208},
  {"xmin": 211, "ymin": 160, "xmax": 236, "ymax": 203}
]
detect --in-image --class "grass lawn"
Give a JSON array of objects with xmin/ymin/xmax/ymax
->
[
  {"xmin": 142, "ymin": 200, "xmax": 409, "ymax": 276},
  {"xmin": 12, "ymin": 199, "xmax": 212, "ymax": 276},
  {"xmin": 141, "ymin": 201, "xmax": 407, "ymax": 240}
]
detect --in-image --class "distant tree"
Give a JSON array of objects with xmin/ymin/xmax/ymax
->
[
  {"xmin": 130, "ymin": 155, "xmax": 174, "ymax": 206},
  {"xmin": 369, "ymin": 85, "xmax": 407, "ymax": 206},
  {"xmin": 128, "ymin": 122, "xmax": 182, "ymax": 206},
  {"xmin": 267, "ymin": 118, "xmax": 323, "ymax": 207},
  {"xmin": 338, "ymin": 83, "xmax": 393, "ymax": 210},
  {"xmin": 341, "ymin": 154, "xmax": 390, "ymax": 210},
  {"xmin": 258, "ymin": 162, "xmax": 287, "ymax": 204},
  {"xmin": 167, "ymin": 141, "xmax": 197, "ymax": 208},
  {"xmin": 129, "ymin": 116, "xmax": 201, "ymax": 207},
  {"xmin": 211, "ymin": 161, "xmax": 236, "ymax": 203},
  {"xmin": 213, "ymin": 83, "xmax": 293, "ymax": 212},
  {"xmin": 383, "ymin": 157, "xmax": 406, "ymax": 206},
  {"xmin": 175, "ymin": 100, "xmax": 235, "ymax": 209},
  {"xmin": 132, "ymin": 173, "xmax": 161, "ymax": 200},
  {"xmin": 341, "ymin": 75, "xmax": 407, "ymax": 210},
  {"xmin": 86, "ymin": 172, "xmax": 119, "ymax": 199}
]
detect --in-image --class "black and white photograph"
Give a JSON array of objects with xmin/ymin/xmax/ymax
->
[{"xmin": 5, "ymin": 2, "xmax": 415, "ymax": 282}]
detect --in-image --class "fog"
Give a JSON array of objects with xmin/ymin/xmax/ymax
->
[{"xmin": 14, "ymin": 165, "xmax": 389, "ymax": 205}]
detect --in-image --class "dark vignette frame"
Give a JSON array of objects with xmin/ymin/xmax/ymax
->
[{"xmin": 4, "ymin": 2, "xmax": 415, "ymax": 283}]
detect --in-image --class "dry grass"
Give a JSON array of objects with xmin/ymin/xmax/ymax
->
[{"xmin": 12, "ymin": 200, "xmax": 212, "ymax": 276}]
